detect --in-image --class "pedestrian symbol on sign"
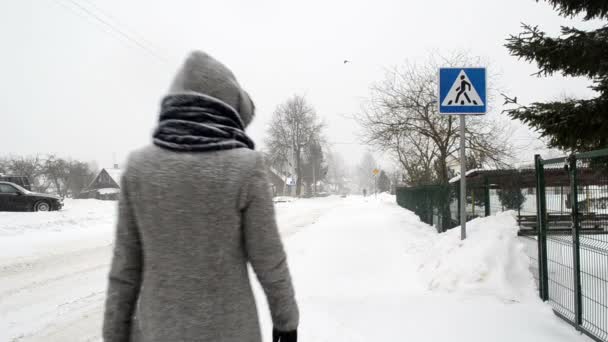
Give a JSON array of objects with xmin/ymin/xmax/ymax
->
[
  {"xmin": 439, "ymin": 68, "xmax": 486, "ymax": 115},
  {"xmin": 442, "ymin": 70, "xmax": 484, "ymax": 107}
]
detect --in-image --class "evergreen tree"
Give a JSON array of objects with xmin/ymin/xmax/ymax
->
[
  {"xmin": 377, "ymin": 170, "xmax": 391, "ymax": 193},
  {"xmin": 497, "ymin": 187, "xmax": 526, "ymax": 211},
  {"xmin": 301, "ymin": 139, "xmax": 327, "ymax": 195},
  {"xmin": 504, "ymin": 0, "xmax": 608, "ymax": 152}
]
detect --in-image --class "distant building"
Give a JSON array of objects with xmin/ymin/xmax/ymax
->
[
  {"xmin": 268, "ymin": 167, "xmax": 296, "ymax": 197},
  {"xmin": 78, "ymin": 164, "xmax": 122, "ymax": 200},
  {"xmin": 266, "ymin": 168, "xmax": 283, "ymax": 197},
  {"xmin": 79, "ymin": 164, "xmax": 294, "ymax": 200},
  {"xmin": 267, "ymin": 165, "xmax": 301, "ymax": 197}
]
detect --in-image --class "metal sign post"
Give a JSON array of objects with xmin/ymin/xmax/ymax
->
[
  {"xmin": 439, "ymin": 67, "xmax": 487, "ymax": 240},
  {"xmin": 459, "ymin": 116, "xmax": 467, "ymax": 240}
]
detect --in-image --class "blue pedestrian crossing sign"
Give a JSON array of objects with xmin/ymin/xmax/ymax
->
[{"xmin": 439, "ymin": 68, "xmax": 487, "ymax": 115}]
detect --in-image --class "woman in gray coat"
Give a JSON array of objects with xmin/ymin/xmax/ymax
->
[{"xmin": 102, "ymin": 51, "xmax": 299, "ymax": 342}]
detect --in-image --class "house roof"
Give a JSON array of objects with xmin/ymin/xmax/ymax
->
[
  {"xmin": 448, "ymin": 168, "xmax": 486, "ymax": 183},
  {"xmin": 105, "ymin": 168, "xmax": 123, "ymax": 187},
  {"xmin": 269, "ymin": 167, "xmax": 289, "ymax": 179},
  {"xmin": 446, "ymin": 167, "xmax": 605, "ymax": 188}
]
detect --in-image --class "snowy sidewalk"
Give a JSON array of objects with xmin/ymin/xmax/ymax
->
[
  {"xmin": 0, "ymin": 196, "xmax": 591, "ymax": 341},
  {"xmin": 256, "ymin": 196, "xmax": 590, "ymax": 342}
]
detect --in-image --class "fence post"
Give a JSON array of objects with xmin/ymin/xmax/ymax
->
[
  {"xmin": 569, "ymin": 154, "xmax": 583, "ymax": 326},
  {"xmin": 535, "ymin": 154, "xmax": 549, "ymax": 301},
  {"xmin": 484, "ymin": 176, "xmax": 491, "ymax": 217}
]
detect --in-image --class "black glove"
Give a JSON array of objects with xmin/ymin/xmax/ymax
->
[{"xmin": 273, "ymin": 328, "xmax": 297, "ymax": 342}]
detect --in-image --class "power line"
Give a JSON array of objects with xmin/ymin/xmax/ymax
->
[
  {"xmin": 54, "ymin": 0, "xmax": 169, "ymax": 64},
  {"xmin": 328, "ymin": 141, "xmax": 367, "ymax": 145},
  {"xmin": 79, "ymin": 0, "xmax": 162, "ymax": 55}
]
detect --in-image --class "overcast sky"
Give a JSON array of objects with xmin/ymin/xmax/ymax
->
[{"xmin": 0, "ymin": 0, "xmax": 600, "ymax": 170}]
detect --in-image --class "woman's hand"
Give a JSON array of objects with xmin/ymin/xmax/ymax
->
[{"xmin": 273, "ymin": 328, "xmax": 297, "ymax": 342}]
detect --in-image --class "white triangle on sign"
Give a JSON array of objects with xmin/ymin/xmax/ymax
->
[{"xmin": 441, "ymin": 70, "xmax": 484, "ymax": 107}]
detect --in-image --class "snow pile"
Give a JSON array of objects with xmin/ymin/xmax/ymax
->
[
  {"xmin": 0, "ymin": 199, "xmax": 117, "ymax": 265},
  {"xmin": 418, "ymin": 211, "xmax": 536, "ymax": 301},
  {"xmin": 376, "ymin": 192, "xmax": 396, "ymax": 202},
  {"xmin": 0, "ymin": 199, "xmax": 116, "ymax": 237},
  {"xmin": 273, "ymin": 196, "xmax": 296, "ymax": 203},
  {"xmin": 274, "ymin": 196, "xmax": 343, "ymax": 236},
  {"xmin": 97, "ymin": 188, "xmax": 120, "ymax": 195}
]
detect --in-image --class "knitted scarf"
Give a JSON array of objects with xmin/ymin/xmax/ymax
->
[{"xmin": 153, "ymin": 94, "xmax": 255, "ymax": 152}]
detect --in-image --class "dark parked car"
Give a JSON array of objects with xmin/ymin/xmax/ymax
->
[
  {"xmin": 0, "ymin": 175, "xmax": 32, "ymax": 191},
  {"xmin": 0, "ymin": 181, "xmax": 63, "ymax": 212}
]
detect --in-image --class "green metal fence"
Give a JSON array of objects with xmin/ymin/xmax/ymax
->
[
  {"xmin": 396, "ymin": 168, "xmax": 535, "ymax": 232},
  {"xmin": 536, "ymin": 149, "xmax": 608, "ymax": 342},
  {"xmin": 396, "ymin": 148, "xmax": 608, "ymax": 342},
  {"xmin": 396, "ymin": 184, "xmax": 456, "ymax": 232}
]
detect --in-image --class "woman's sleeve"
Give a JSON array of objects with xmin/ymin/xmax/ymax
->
[
  {"xmin": 242, "ymin": 155, "xmax": 299, "ymax": 331},
  {"xmin": 103, "ymin": 165, "xmax": 143, "ymax": 342}
]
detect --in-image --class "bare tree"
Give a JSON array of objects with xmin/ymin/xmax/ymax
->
[
  {"xmin": 393, "ymin": 130, "xmax": 438, "ymax": 185},
  {"xmin": 44, "ymin": 155, "xmax": 70, "ymax": 197},
  {"xmin": 66, "ymin": 160, "xmax": 96, "ymax": 197},
  {"xmin": 4, "ymin": 155, "xmax": 50, "ymax": 192},
  {"xmin": 266, "ymin": 95, "xmax": 323, "ymax": 196},
  {"xmin": 6, "ymin": 155, "xmax": 42, "ymax": 180},
  {"xmin": 2, "ymin": 154, "xmax": 96, "ymax": 196},
  {"xmin": 0, "ymin": 157, "xmax": 9, "ymax": 175},
  {"xmin": 358, "ymin": 53, "xmax": 512, "ymax": 187}
]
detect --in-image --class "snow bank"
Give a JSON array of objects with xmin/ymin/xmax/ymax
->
[
  {"xmin": 418, "ymin": 211, "xmax": 536, "ymax": 302},
  {"xmin": 273, "ymin": 196, "xmax": 296, "ymax": 203},
  {"xmin": 97, "ymin": 188, "xmax": 120, "ymax": 195},
  {"xmin": 0, "ymin": 199, "xmax": 117, "ymax": 265},
  {"xmin": 0, "ymin": 197, "xmax": 345, "ymax": 266},
  {"xmin": 0, "ymin": 199, "xmax": 116, "ymax": 237}
]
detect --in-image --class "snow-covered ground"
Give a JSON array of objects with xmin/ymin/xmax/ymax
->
[{"xmin": 0, "ymin": 196, "xmax": 591, "ymax": 341}]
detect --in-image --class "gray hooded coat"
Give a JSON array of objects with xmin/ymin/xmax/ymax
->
[{"xmin": 102, "ymin": 52, "xmax": 299, "ymax": 342}]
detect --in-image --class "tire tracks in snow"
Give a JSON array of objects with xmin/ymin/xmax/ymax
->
[
  {"xmin": 1, "ymin": 197, "xmax": 347, "ymax": 341},
  {"xmin": 0, "ymin": 245, "xmax": 112, "ymax": 341}
]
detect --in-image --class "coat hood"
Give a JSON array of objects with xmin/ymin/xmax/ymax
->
[{"xmin": 168, "ymin": 51, "xmax": 255, "ymax": 127}]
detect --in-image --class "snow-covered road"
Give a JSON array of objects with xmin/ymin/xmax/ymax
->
[
  {"xmin": 0, "ymin": 197, "xmax": 341, "ymax": 341},
  {"xmin": 0, "ymin": 196, "xmax": 590, "ymax": 341}
]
